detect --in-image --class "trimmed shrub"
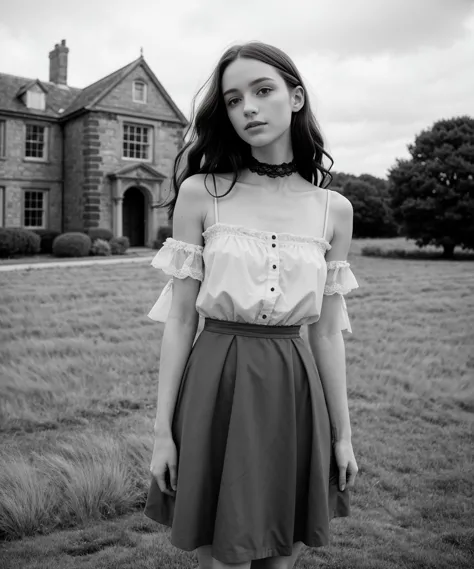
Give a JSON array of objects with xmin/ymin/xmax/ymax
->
[
  {"xmin": 86, "ymin": 228, "xmax": 113, "ymax": 242},
  {"xmin": 33, "ymin": 230, "xmax": 61, "ymax": 254},
  {"xmin": 91, "ymin": 238, "xmax": 112, "ymax": 256},
  {"xmin": 361, "ymin": 245, "xmax": 474, "ymax": 261},
  {"xmin": 52, "ymin": 233, "xmax": 91, "ymax": 258},
  {"xmin": 152, "ymin": 226, "xmax": 172, "ymax": 250},
  {"xmin": 0, "ymin": 228, "xmax": 41, "ymax": 258},
  {"xmin": 110, "ymin": 236, "xmax": 130, "ymax": 255}
]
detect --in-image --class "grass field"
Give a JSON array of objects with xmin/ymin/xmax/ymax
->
[{"xmin": 0, "ymin": 238, "xmax": 473, "ymax": 569}]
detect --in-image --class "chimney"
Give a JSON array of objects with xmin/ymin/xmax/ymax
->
[{"xmin": 49, "ymin": 39, "xmax": 69, "ymax": 85}]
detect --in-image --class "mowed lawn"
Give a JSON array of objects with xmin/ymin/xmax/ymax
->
[{"xmin": 0, "ymin": 239, "xmax": 473, "ymax": 569}]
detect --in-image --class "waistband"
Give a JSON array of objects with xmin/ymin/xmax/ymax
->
[{"xmin": 204, "ymin": 318, "xmax": 301, "ymax": 339}]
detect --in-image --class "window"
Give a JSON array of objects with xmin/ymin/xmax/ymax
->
[
  {"xmin": 25, "ymin": 124, "xmax": 48, "ymax": 160},
  {"xmin": 123, "ymin": 123, "xmax": 151, "ymax": 160},
  {"xmin": 0, "ymin": 121, "xmax": 5, "ymax": 158},
  {"xmin": 133, "ymin": 80, "xmax": 147, "ymax": 103},
  {"xmin": 26, "ymin": 90, "xmax": 46, "ymax": 110},
  {"xmin": 23, "ymin": 189, "xmax": 48, "ymax": 229}
]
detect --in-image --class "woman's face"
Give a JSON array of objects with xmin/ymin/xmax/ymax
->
[{"xmin": 221, "ymin": 57, "xmax": 304, "ymax": 148}]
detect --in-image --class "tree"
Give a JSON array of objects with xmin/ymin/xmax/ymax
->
[
  {"xmin": 342, "ymin": 179, "xmax": 397, "ymax": 238},
  {"xmin": 330, "ymin": 172, "xmax": 398, "ymax": 238},
  {"xmin": 388, "ymin": 116, "xmax": 474, "ymax": 257}
]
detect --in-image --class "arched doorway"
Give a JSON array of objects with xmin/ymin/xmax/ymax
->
[{"xmin": 122, "ymin": 186, "xmax": 146, "ymax": 246}]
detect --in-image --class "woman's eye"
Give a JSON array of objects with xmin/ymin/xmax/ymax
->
[
  {"xmin": 227, "ymin": 98, "xmax": 240, "ymax": 107},
  {"xmin": 258, "ymin": 87, "xmax": 272, "ymax": 96}
]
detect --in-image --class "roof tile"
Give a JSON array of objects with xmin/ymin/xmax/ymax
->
[{"xmin": 0, "ymin": 73, "xmax": 81, "ymax": 118}]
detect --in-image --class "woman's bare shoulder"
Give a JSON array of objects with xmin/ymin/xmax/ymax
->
[
  {"xmin": 179, "ymin": 173, "xmax": 231, "ymax": 196},
  {"xmin": 177, "ymin": 174, "xmax": 218, "ymax": 208},
  {"xmin": 329, "ymin": 189, "xmax": 353, "ymax": 219}
]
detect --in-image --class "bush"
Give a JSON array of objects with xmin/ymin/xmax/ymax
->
[
  {"xmin": 33, "ymin": 230, "xmax": 61, "ymax": 254},
  {"xmin": 52, "ymin": 233, "xmax": 91, "ymax": 258},
  {"xmin": 0, "ymin": 228, "xmax": 41, "ymax": 258},
  {"xmin": 91, "ymin": 238, "xmax": 112, "ymax": 256},
  {"xmin": 110, "ymin": 236, "xmax": 130, "ymax": 255},
  {"xmin": 152, "ymin": 226, "xmax": 172, "ymax": 250},
  {"xmin": 361, "ymin": 245, "xmax": 474, "ymax": 261},
  {"xmin": 86, "ymin": 228, "xmax": 113, "ymax": 242}
]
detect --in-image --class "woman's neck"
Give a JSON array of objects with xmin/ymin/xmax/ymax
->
[{"xmin": 250, "ymin": 135, "xmax": 293, "ymax": 165}]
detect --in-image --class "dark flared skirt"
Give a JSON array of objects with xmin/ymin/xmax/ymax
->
[{"xmin": 144, "ymin": 318, "xmax": 350, "ymax": 564}]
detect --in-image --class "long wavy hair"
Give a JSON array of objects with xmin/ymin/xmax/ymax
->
[{"xmin": 166, "ymin": 41, "xmax": 334, "ymax": 219}]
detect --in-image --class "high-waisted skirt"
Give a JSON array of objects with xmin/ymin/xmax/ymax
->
[{"xmin": 144, "ymin": 318, "xmax": 350, "ymax": 564}]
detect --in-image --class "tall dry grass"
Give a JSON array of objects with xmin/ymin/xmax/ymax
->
[{"xmin": 0, "ymin": 432, "xmax": 150, "ymax": 539}]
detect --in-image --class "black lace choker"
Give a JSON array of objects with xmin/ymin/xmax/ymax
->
[{"xmin": 248, "ymin": 156, "xmax": 297, "ymax": 178}]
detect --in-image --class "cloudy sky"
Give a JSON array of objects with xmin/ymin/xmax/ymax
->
[{"xmin": 1, "ymin": 0, "xmax": 473, "ymax": 178}]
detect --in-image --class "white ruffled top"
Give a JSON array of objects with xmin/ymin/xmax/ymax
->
[{"xmin": 147, "ymin": 204, "xmax": 359, "ymax": 332}]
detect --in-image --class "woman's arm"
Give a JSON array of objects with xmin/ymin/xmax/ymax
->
[
  {"xmin": 153, "ymin": 176, "xmax": 206, "ymax": 438},
  {"xmin": 307, "ymin": 191, "xmax": 358, "ymax": 490},
  {"xmin": 307, "ymin": 328, "xmax": 351, "ymax": 442}
]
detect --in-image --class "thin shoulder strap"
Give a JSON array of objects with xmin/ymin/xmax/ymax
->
[
  {"xmin": 322, "ymin": 189, "xmax": 330, "ymax": 240},
  {"xmin": 214, "ymin": 196, "xmax": 219, "ymax": 224}
]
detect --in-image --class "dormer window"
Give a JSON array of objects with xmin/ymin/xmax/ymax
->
[
  {"xmin": 133, "ymin": 80, "xmax": 147, "ymax": 103},
  {"xmin": 17, "ymin": 81, "xmax": 47, "ymax": 111},
  {"xmin": 26, "ymin": 90, "xmax": 46, "ymax": 110}
]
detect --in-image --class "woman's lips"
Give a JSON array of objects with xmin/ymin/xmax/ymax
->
[{"xmin": 245, "ymin": 122, "xmax": 266, "ymax": 131}]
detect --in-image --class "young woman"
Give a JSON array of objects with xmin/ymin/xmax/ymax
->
[{"xmin": 144, "ymin": 41, "xmax": 359, "ymax": 569}]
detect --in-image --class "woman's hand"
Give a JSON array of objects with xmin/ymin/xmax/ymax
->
[
  {"xmin": 334, "ymin": 439, "xmax": 358, "ymax": 492},
  {"xmin": 150, "ymin": 435, "xmax": 178, "ymax": 497}
]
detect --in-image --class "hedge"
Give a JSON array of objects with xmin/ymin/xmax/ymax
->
[
  {"xmin": 52, "ymin": 233, "xmax": 91, "ymax": 258},
  {"xmin": 110, "ymin": 236, "xmax": 130, "ymax": 255},
  {"xmin": 0, "ymin": 228, "xmax": 41, "ymax": 258},
  {"xmin": 91, "ymin": 239, "xmax": 112, "ymax": 256},
  {"xmin": 86, "ymin": 228, "xmax": 114, "ymax": 242}
]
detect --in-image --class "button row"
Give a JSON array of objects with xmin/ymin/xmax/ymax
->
[{"xmin": 261, "ymin": 235, "xmax": 278, "ymax": 322}]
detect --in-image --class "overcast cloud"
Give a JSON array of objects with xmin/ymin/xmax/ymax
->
[{"xmin": 1, "ymin": 0, "xmax": 473, "ymax": 177}]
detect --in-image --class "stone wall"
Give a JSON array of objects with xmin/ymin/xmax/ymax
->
[
  {"xmin": 99, "ymin": 66, "xmax": 178, "ymax": 121},
  {"xmin": 63, "ymin": 115, "xmax": 84, "ymax": 231},
  {"xmin": 0, "ymin": 116, "xmax": 62, "ymax": 230},
  {"xmin": 89, "ymin": 111, "xmax": 181, "ymax": 237},
  {"xmin": 61, "ymin": 108, "xmax": 181, "ymax": 238},
  {"xmin": 82, "ymin": 114, "xmax": 105, "ymax": 230},
  {"xmin": 96, "ymin": 113, "xmax": 120, "ymax": 230}
]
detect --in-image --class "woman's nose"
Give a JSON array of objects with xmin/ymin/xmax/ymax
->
[{"xmin": 243, "ymin": 98, "xmax": 258, "ymax": 117}]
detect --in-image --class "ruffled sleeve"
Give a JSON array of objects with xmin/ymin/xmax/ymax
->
[
  {"xmin": 323, "ymin": 260, "xmax": 359, "ymax": 333},
  {"xmin": 147, "ymin": 238, "xmax": 204, "ymax": 322}
]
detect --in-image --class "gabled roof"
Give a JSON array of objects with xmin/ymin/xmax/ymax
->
[
  {"xmin": 62, "ymin": 58, "xmax": 140, "ymax": 117},
  {"xmin": 108, "ymin": 162, "xmax": 166, "ymax": 180},
  {"xmin": 63, "ymin": 56, "xmax": 187, "ymax": 125},
  {"xmin": 0, "ymin": 56, "xmax": 187, "ymax": 126},
  {"xmin": 0, "ymin": 73, "xmax": 81, "ymax": 118}
]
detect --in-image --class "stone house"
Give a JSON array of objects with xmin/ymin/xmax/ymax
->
[{"xmin": 0, "ymin": 40, "xmax": 187, "ymax": 246}]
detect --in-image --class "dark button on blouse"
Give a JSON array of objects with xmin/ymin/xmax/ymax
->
[
  {"xmin": 272, "ymin": 264, "xmax": 277, "ymax": 269},
  {"xmin": 270, "ymin": 287, "xmax": 275, "ymax": 292},
  {"xmin": 272, "ymin": 235, "xmax": 276, "ymax": 239},
  {"xmin": 262, "ymin": 314, "xmax": 267, "ymax": 319},
  {"xmin": 272, "ymin": 244, "xmax": 276, "ymax": 248}
]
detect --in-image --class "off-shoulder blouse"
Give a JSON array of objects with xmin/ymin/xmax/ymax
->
[{"xmin": 147, "ymin": 189, "xmax": 359, "ymax": 331}]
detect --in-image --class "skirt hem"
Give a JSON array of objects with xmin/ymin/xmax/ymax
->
[{"xmin": 143, "ymin": 509, "xmax": 349, "ymax": 565}]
